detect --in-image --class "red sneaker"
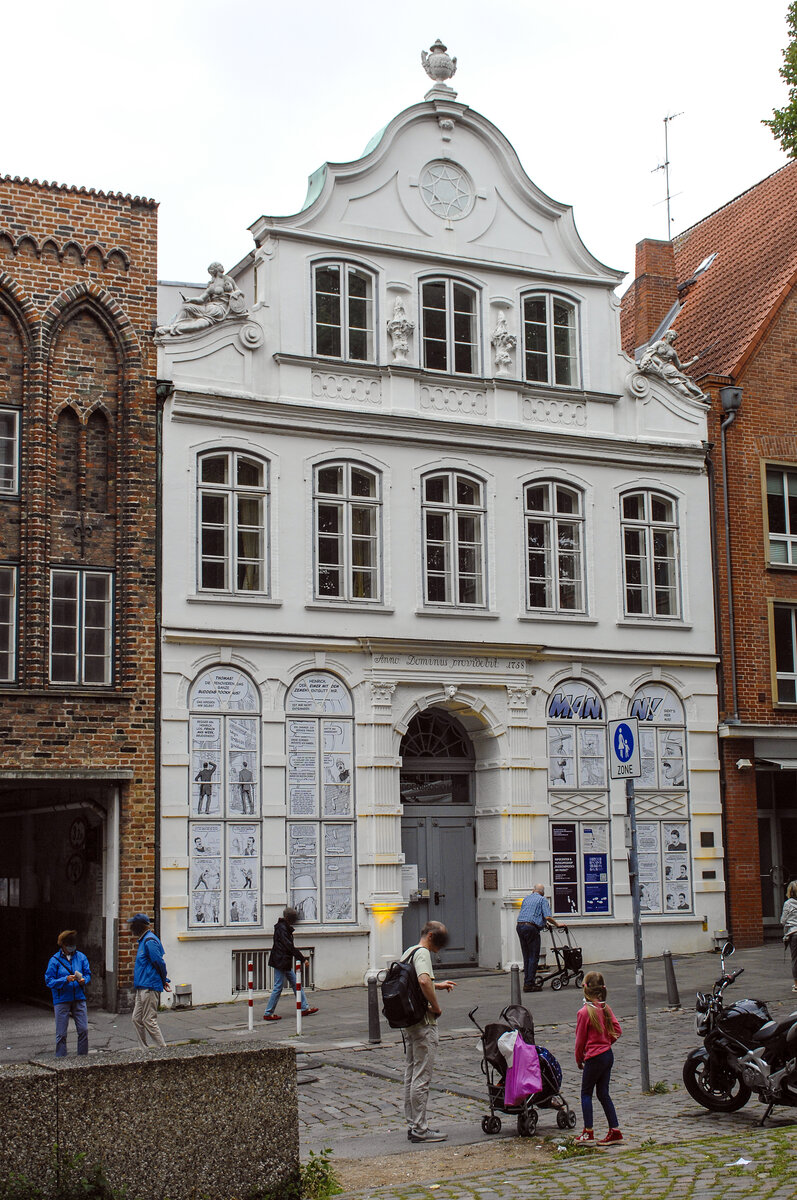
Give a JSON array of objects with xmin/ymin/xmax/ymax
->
[
  {"xmin": 597, "ymin": 1129, "xmax": 623, "ymax": 1145},
  {"xmin": 262, "ymin": 1013, "xmax": 281, "ymax": 1021},
  {"xmin": 574, "ymin": 1129, "xmax": 595, "ymax": 1145},
  {"xmin": 302, "ymin": 1007, "xmax": 319, "ymax": 1016}
]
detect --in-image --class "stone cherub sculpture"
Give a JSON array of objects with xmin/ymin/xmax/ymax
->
[
  {"xmin": 490, "ymin": 312, "xmax": 517, "ymax": 376},
  {"xmin": 158, "ymin": 262, "xmax": 247, "ymax": 337},
  {"xmin": 386, "ymin": 296, "xmax": 415, "ymax": 363},
  {"xmin": 638, "ymin": 329, "xmax": 706, "ymax": 400}
]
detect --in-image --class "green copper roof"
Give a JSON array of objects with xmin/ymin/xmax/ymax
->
[{"xmin": 301, "ymin": 164, "xmax": 327, "ymax": 211}]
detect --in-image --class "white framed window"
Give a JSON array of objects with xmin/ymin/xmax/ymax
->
[
  {"xmin": 422, "ymin": 471, "xmax": 485, "ymax": 606},
  {"xmin": 522, "ymin": 294, "xmax": 578, "ymax": 387},
  {"xmin": 313, "ymin": 262, "xmax": 374, "ymax": 362},
  {"xmin": 0, "ymin": 565, "xmax": 16, "ymax": 681},
  {"xmin": 0, "ymin": 408, "xmax": 19, "ymax": 494},
  {"xmin": 188, "ymin": 667, "xmax": 261, "ymax": 928},
  {"xmin": 314, "ymin": 461, "xmax": 381, "ymax": 601},
  {"xmin": 774, "ymin": 604, "xmax": 797, "ymax": 704},
  {"xmin": 766, "ymin": 467, "xmax": 797, "ymax": 565},
  {"xmin": 621, "ymin": 490, "xmax": 680, "ymax": 618},
  {"xmin": 525, "ymin": 481, "xmax": 585, "ymax": 612},
  {"xmin": 198, "ymin": 451, "xmax": 269, "ymax": 594},
  {"xmin": 286, "ymin": 672, "xmax": 356, "ymax": 924},
  {"xmin": 421, "ymin": 279, "xmax": 479, "ymax": 375},
  {"xmin": 49, "ymin": 569, "xmax": 112, "ymax": 685}
]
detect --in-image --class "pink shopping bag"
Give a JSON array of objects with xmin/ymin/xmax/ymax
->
[{"xmin": 504, "ymin": 1038, "xmax": 542, "ymax": 1106}]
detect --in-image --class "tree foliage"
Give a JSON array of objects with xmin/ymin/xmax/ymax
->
[{"xmin": 764, "ymin": 2, "xmax": 797, "ymax": 157}]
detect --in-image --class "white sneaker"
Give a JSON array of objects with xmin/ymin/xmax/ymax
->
[{"xmin": 408, "ymin": 1129, "xmax": 447, "ymax": 1143}]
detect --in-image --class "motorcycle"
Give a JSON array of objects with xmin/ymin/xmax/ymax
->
[{"xmin": 683, "ymin": 941, "xmax": 797, "ymax": 1123}]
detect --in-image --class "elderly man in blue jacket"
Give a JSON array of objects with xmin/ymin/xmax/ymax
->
[
  {"xmin": 44, "ymin": 929, "xmax": 91, "ymax": 1057},
  {"xmin": 128, "ymin": 912, "xmax": 170, "ymax": 1049}
]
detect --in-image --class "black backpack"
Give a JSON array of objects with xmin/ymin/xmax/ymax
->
[{"xmin": 380, "ymin": 947, "xmax": 428, "ymax": 1029}]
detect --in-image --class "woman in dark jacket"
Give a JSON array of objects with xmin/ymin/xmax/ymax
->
[{"xmin": 263, "ymin": 908, "xmax": 318, "ymax": 1020}]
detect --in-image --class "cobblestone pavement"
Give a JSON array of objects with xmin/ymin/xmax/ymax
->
[
  {"xmin": 334, "ymin": 1129, "xmax": 797, "ymax": 1200},
  {"xmin": 298, "ymin": 1001, "xmax": 797, "ymax": 1159}
]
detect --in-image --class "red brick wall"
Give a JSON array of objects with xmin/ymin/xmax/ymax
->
[
  {"xmin": 0, "ymin": 176, "xmax": 158, "ymax": 1004},
  {"xmin": 705, "ymin": 284, "xmax": 797, "ymax": 944},
  {"xmin": 620, "ymin": 239, "xmax": 677, "ymax": 356}
]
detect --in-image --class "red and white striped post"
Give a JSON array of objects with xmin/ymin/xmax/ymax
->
[
  {"xmin": 247, "ymin": 959, "xmax": 254, "ymax": 1032},
  {"xmin": 295, "ymin": 958, "xmax": 303, "ymax": 1035}
]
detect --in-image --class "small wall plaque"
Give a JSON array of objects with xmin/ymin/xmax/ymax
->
[{"xmin": 483, "ymin": 869, "xmax": 498, "ymax": 892}]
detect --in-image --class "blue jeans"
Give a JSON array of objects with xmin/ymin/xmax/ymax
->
[
  {"xmin": 54, "ymin": 999, "xmax": 88, "ymax": 1057},
  {"xmin": 580, "ymin": 1048, "xmax": 618, "ymax": 1129},
  {"xmin": 264, "ymin": 968, "xmax": 310, "ymax": 1015}
]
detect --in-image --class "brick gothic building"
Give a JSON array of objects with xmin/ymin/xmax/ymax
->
[
  {"xmin": 622, "ymin": 160, "xmax": 797, "ymax": 946},
  {"xmin": 0, "ymin": 176, "xmax": 158, "ymax": 1008}
]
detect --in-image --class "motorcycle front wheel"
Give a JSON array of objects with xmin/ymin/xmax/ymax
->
[{"xmin": 682, "ymin": 1052, "xmax": 752, "ymax": 1112}]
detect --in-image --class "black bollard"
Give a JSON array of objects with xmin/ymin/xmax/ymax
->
[
  {"xmin": 510, "ymin": 963, "xmax": 521, "ymax": 1006},
  {"xmin": 367, "ymin": 976, "xmax": 382, "ymax": 1043},
  {"xmin": 663, "ymin": 949, "xmax": 681, "ymax": 1008}
]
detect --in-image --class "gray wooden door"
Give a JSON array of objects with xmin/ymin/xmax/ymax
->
[{"xmin": 401, "ymin": 808, "xmax": 477, "ymax": 966}]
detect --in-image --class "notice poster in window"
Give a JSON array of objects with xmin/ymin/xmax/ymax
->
[
  {"xmin": 637, "ymin": 823, "xmax": 660, "ymax": 855},
  {"xmin": 288, "ymin": 673, "xmax": 351, "ymax": 714},
  {"xmin": 665, "ymin": 856, "xmax": 690, "ymax": 886},
  {"xmin": 639, "ymin": 854, "xmax": 660, "ymax": 883},
  {"xmin": 192, "ymin": 667, "xmax": 258, "ymax": 712},
  {"xmin": 639, "ymin": 729, "xmax": 657, "ymax": 786},
  {"xmin": 584, "ymin": 853, "xmax": 608, "ymax": 884},
  {"xmin": 665, "ymin": 885, "xmax": 691, "ymax": 912},
  {"xmin": 578, "ymin": 728, "xmax": 606, "ymax": 787},
  {"xmin": 548, "ymin": 728, "xmax": 575, "ymax": 787},
  {"xmin": 190, "ymin": 715, "xmax": 222, "ymax": 815},
  {"xmin": 227, "ymin": 824, "xmax": 260, "ymax": 926},
  {"xmin": 289, "ymin": 822, "xmax": 318, "ymax": 920},
  {"xmin": 288, "ymin": 720, "xmax": 318, "ymax": 816},
  {"xmin": 663, "ymin": 823, "xmax": 687, "ymax": 853},
  {"xmin": 640, "ymin": 879, "xmax": 661, "ymax": 912},
  {"xmin": 582, "ymin": 824, "xmax": 608, "ymax": 854},
  {"xmin": 553, "ymin": 854, "xmax": 578, "ymax": 883},
  {"xmin": 584, "ymin": 884, "xmax": 609, "ymax": 913},
  {"xmin": 551, "ymin": 823, "xmax": 577, "ymax": 853},
  {"xmin": 228, "ymin": 891, "xmax": 259, "ymax": 924},
  {"xmin": 554, "ymin": 883, "xmax": 579, "ymax": 914},
  {"xmin": 189, "ymin": 822, "xmax": 222, "ymax": 926},
  {"xmin": 228, "ymin": 717, "xmax": 258, "ymax": 816},
  {"xmin": 659, "ymin": 730, "xmax": 685, "ymax": 787}
]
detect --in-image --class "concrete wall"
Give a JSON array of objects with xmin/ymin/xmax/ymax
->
[{"xmin": 0, "ymin": 1044, "xmax": 297, "ymax": 1199}]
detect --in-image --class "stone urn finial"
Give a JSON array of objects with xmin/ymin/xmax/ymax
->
[{"xmin": 421, "ymin": 39, "xmax": 457, "ymax": 84}]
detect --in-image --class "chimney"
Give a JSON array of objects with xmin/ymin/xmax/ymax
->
[{"xmin": 620, "ymin": 239, "xmax": 678, "ymax": 356}]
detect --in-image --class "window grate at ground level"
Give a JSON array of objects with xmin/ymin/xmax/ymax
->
[{"xmin": 231, "ymin": 947, "xmax": 315, "ymax": 995}]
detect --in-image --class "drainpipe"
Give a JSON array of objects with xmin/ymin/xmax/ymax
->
[{"xmin": 719, "ymin": 386, "xmax": 743, "ymax": 723}]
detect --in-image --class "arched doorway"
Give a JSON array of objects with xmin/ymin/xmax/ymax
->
[{"xmin": 400, "ymin": 709, "xmax": 477, "ymax": 965}]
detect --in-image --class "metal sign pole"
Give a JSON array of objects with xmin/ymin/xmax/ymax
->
[{"xmin": 626, "ymin": 777, "xmax": 651, "ymax": 1092}]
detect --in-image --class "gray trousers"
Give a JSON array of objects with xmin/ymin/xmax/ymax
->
[
  {"xmin": 403, "ymin": 1021, "xmax": 439, "ymax": 1135},
  {"xmin": 132, "ymin": 988, "xmax": 167, "ymax": 1048}
]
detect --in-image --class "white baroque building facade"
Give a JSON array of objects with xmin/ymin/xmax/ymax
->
[{"xmin": 156, "ymin": 72, "xmax": 725, "ymax": 1004}]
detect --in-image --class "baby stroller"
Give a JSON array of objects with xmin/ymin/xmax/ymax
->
[
  {"xmin": 469, "ymin": 1003, "xmax": 577, "ymax": 1137},
  {"xmin": 535, "ymin": 926, "xmax": 584, "ymax": 992}
]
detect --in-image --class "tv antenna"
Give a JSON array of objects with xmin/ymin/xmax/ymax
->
[{"xmin": 652, "ymin": 112, "xmax": 683, "ymax": 240}]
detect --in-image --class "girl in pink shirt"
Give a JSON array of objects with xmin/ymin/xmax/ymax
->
[{"xmin": 573, "ymin": 972, "xmax": 623, "ymax": 1146}]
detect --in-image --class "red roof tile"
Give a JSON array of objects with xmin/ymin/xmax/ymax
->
[{"xmin": 669, "ymin": 160, "xmax": 797, "ymax": 379}]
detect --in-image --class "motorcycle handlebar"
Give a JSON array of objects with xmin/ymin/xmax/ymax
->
[{"xmin": 716, "ymin": 967, "xmax": 744, "ymax": 987}]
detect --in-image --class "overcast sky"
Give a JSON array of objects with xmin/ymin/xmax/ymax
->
[{"xmin": 3, "ymin": 1, "xmax": 791, "ymax": 285}]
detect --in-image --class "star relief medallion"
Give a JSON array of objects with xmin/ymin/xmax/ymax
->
[{"xmin": 419, "ymin": 161, "xmax": 474, "ymax": 220}]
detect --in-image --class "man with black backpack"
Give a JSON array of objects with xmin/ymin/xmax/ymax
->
[{"xmin": 399, "ymin": 921, "xmax": 456, "ymax": 1143}]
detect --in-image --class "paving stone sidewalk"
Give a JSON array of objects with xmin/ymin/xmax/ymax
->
[{"xmin": 335, "ymin": 1129, "xmax": 797, "ymax": 1200}]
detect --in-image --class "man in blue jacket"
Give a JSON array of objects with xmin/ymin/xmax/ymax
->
[
  {"xmin": 128, "ymin": 912, "xmax": 170, "ymax": 1049},
  {"xmin": 44, "ymin": 930, "xmax": 91, "ymax": 1057}
]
